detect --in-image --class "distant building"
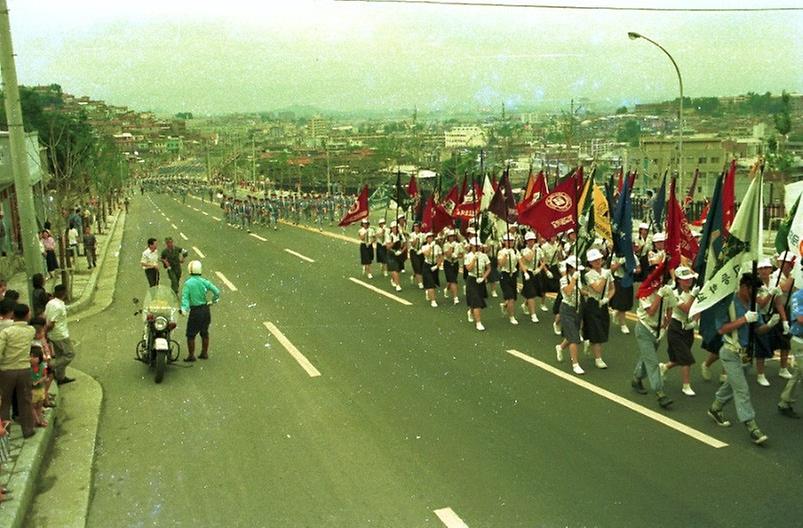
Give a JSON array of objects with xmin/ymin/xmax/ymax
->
[
  {"xmin": 308, "ymin": 116, "xmax": 329, "ymax": 139},
  {"xmin": 444, "ymin": 126, "xmax": 487, "ymax": 148}
]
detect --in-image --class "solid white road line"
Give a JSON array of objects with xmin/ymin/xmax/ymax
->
[
  {"xmin": 212, "ymin": 216, "xmax": 222, "ymax": 221},
  {"xmin": 263, "ymin": 322, "xmax": 321, "ymax": 378},
  {"xmin": 434, "ymin": 508, "xmax": 469, "ymax": 528},
  {"xmin": 348, "ymin": 277, "xmax": 412, "ymax": 306},
  {"xmin": 250, "ymin": 233, "xmax": 268, "ymax": 242},
  {"xmin": 171, "ymin": 223, "xmax": 178, "ymax": 230},
  {"xmin": 215, "ymin": 271, "xmax": 238, "ymax": 292},
  {"xmin": 505, "ymin": 349, "xmax": 728, "ymax": 449},
  {"xmin": 179, "ymin": 232, "xmax": 189, "ymax": 241},
  {"xmin": 284, "ymin": 248, "xmax": 315, "ymax": 263},
  {"xmin": 202, "ymin": 211, "xmax": 209, "ymax": 216},
  {"xmin": 192, "ymin": 246, "xmax": 206, "ymax": 258}
]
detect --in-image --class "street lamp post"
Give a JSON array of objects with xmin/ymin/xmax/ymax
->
[{"xmin": 628, "ymin": 32, "xmax": 684, "ymax": 193}]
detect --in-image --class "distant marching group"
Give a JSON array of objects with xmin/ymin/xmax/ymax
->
[{"xmin": 355, "ymin": 215, "xmax": 802, "ymax": 445}]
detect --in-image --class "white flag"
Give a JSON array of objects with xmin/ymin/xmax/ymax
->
[{"xmin": 480, "ymin": 175, "xmax": 495, "ymax": 212}]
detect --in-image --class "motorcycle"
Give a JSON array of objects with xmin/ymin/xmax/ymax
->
[{"xmin": 133, "ymin": 285, "xmax": 181, "ymax": 383}]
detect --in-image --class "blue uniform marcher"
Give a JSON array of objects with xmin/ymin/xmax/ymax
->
[
  {"xmin": 778, "ymin": 287, "xmax": 803, "ymax": 418},
  {"xmin": 180, "ymin": 260, "xmax": 220, "ymax": 362}
]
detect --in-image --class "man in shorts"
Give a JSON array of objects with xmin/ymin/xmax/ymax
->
[{"xmin": 180, "ymin": 260, "xmax": 220, "ymax": 362}]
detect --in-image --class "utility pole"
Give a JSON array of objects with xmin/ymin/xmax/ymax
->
[{"xmin": 0, "ymin": 1, "xmax": 45, "ymax": 300}]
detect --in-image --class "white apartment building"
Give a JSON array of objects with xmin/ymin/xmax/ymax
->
[{"xmin": 444, "ymin": 126, "xmax": 487, "ymax": 149}]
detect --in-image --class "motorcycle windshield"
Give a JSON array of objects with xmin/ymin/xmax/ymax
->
[{"xmin": 143, "ymin": 285, "xmax": 179, "ymax": 320}]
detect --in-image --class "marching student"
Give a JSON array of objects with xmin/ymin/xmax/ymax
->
[
  {"xmin": 409, "ymin": 221, "xmax": 425, "ymax": 289},
  {"xmin": 648, "ymin": 232, "xmax": 667, "ymax": 274},
  {"xmin": 497, "ymin": 233, "xmax": 521, "ymax": 325},
  {"xmin": 358, "ymin": 219, "xmax": 374, "ymax": 279},
  {"xmin": 582, "ymin": 248, "xmax": 612, "ymax": 370},
  {"xmin": 631, "ymin": 276, "xmax": 675, "ymax": 409},
  {"xmin": 485, "ymin": 236, "xmax": 500, "ymax": 299},
  {"xmin": 421, "ymin": 232, "xmax": 443, "ymax": 308},
  {"xmin": 771, "ymin": 251, "xmax": 796, "ymax": 380},
  {"xmin": 555, "ymin": 255, "xmax": 586, "ymax": 375},
  {"xmin": 754, "ymin": 259, "xmax": 778, "ymax": 387},
  {"xmin": 465, "ymin": 237, "xmax": 491, "ymax": 332},
  {"xmin": 384, "ymin": 221, "xmax": 405, "ymax": 292},
  {"xmin": 661, "ymin": 266, "xmax": 700, "ymax": 397},
  {"xmin": 442, "ymin": 229, "xmax": 463, "ymax": 305},
  {"xmin": 375, "ymin": 218, "xmax": 388, "ymax": 277},
  {"xmin": 610, "ymin": 251, "xmax": 638, "ymax": 335},
  {"xmin": 634, "ymin": 222, "xmax": 651, "ymax": 281},
  {"xmin": 519, "ymin": 231, "xmax": 544, "ymax": 323},
  {"xmin": 707, "ymin": 273, "xmax": 779, "ymax": 444}
]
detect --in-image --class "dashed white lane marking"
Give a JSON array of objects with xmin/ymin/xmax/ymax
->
[
  {"xmin": 192, "ymin": 207, "xmax": 200, "ymax": 212},
  {"xmin": 434, "ymin": 508, "xmax": 469, "ymax": 528},
  {"xmin": 215, "ymin": 271, "xmax": 238, "ymax": 292},
  {"xmin": 192, "ymin": 246, "xmax": 206, "ymax": 258},
  {"xmin": 284, "ymin": 248, "xmax": 315, "ymax": 263},
  {"xmin": 179, "ymin": 232, "xmax": 189, "ymax": 241},
  {"xmin": 171, "ymin": 223, "xmax": 178, "ymax": 230},
  {"xmin": 202, "ymin": 211, "xmax": 209, "ymax": 216},
  {"xmin": 263, "ymin": 322, "xmax": 321, "ymax": 378},
  {"xmin": 212, "ymin": 216, "xmax": 222, "ymax": 222},
  {"xmin": 250, "ymin": 233, "xmax": 268, "ymax": 242},
  {"xmin": 186, "ymin": 204, "xmax": 193, "ymax": 209},
  {"xmin": 505, "ymin": 349, "xmax": 728, "ymax": 449},
  {"xmin": 348, "ymin": 277, "xmax": 412, "ymax": 306},
  {"xmin": 165, "ymin": 217, "xmax": 171, "ymax": 222}
]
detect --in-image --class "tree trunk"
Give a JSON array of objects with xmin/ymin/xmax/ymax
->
[{"xmin": 58, "ymin": 230, "xmax": 72, "ymax": 302}]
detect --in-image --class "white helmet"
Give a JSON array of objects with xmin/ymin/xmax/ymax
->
[{"xmin": 188, "ymin": 260, "xmax": 203, "ymax": 275}]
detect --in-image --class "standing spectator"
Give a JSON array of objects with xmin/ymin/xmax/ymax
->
[
  {"xmin": 141, "ymin": 238, "xmax": 160, "ymax": 287},
  {"xmin": 0, "ymin": 279, "xmax": 6, "ymax": 301},
  {"xmin": 31, "ymin": 273, "xmax": 49, "ymax": 319},
  {"xmin": 67, "ymin": 208, "xmax": 83, "ymax": 236},
  {"xmin": 123, "ymin": 196, "xmax": 130, "ymax": 213},
  {"xmin": 67, "ymin": 223, "xmax": 80, "ymax": 260},
  {"xmin": 44, "ymin": 285, "xmax": 75, "ymax": 385},
  {"xmin": 0, "ymin": 303, "xmax": 36, "ymax": 438},
  {"xmin": 83, "ymin": 226, "xmax": 97, "ymax": 269},
  {"xmin": 161, "ymin": 237, "xmax": 187, "ymax": 295},
  {"xmin": 0, "ymin": 413, "xmax": 10, "ymax": 502},
  {"xmin": 41, "ymin": 230, "xmax": 59, "ymax": 279}
]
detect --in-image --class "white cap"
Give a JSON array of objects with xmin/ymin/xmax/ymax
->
[
  {"xmin": 639, "ymin": 222, "xmax": 649, "ymax": 230},
  {"xmin": 503, "ymin": 233, "xmax": 515, "ymax": 242},
  {"xmin": 524, "ymin": 231, "xmax": 537, "ymax": 241},
  {"xmin": 360, "ymin": 218, "xmax": 369, "ymax": 224},
  {"xmin": 424, "ymin": 232, "xmax": 434, "ymax": 238},
  {"xmin": 757, "ymin": 258, "xmax": 773, "ymax": 268},
  {"xmin": 652, "ymin": 232, "xmax": 667, "ymax": 242},
  {"xmin": 566, "ymin": 228, "xmax": 575, "ymax": 235},
  {"xmin": 469, "ymin": 237, "xmax": 482, "ymax": 246},
  {"xmin": 390, "ymin": 221, "xmax": 398, "ymax": 228},
  {"xmin": 446, "ymin": 229, "xmax": 457, "ymax": 237},
  {"xmin": 378, "ymin": 218, "xmax": 386, "ymax": 224},
  {"xmin": 586, "ymin": 248, "xmax": 604, "ymax": 262},
  {"xmin": 675, "ymin": 266, "xmax": 698, "ymax": 280},
  {"xmin": 397, "ymin": 213, "xmax": 406, "ymax": 220},
  {"xmin": 466, "ymin": 227, "xmax": 476, "ymax": 234},
  {"xmin": 564, "ymin": 255, "xmax": 584, "ymax": 270},
  {"xmin": 509, "ymin": 223, "xmax": 519, "ymax": 229}
]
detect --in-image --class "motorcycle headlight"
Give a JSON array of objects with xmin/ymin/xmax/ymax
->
[{"xmin": 154, "ymin": 316, "xmax": 168, "ymax": 331}]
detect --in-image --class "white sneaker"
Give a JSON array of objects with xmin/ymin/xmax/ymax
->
[
  {"xmin": 395, "ymin": 285, "xmax": 402, "ymax": 292},
  {"xmin": 530, "ymin": 313, "xmax": 539, "ymax": 323},
  {"xmin": 409, "ymin": 274, "xmax": 415, "ymax": 284},
  {"xmin": 659, "ymin": 362, "xmax": 668, "ymax": 379},
  {"xmin": 491, "ymin": 290, "xmax": 498, "ymax": 298},
  {"xmin": 756, "ymin": 374, "xmax": 770, "ymax": 387},
  {"xmin": 553, "ymin": 321, "xmax": 561, "ymax": 335},
  {"xmin": 418, "ymin": 283, "xmax": 424, "ymax": 290},
  {"xmin": 453, "ymin": 297, "xmax": 460, "ymax": 305},
  {"xmin": 701, "ymin": 362, "xmax": 712, "ymax": 381},
  {"xmin": 499, "ymin": 302, "xmax": 506, "ymax": 315},
  {"xmin": 779, "ymin": 367, "xmax": 793, "ymax": 379},
  {"xmin": 620, "ymin": 324, "xmax": 630, "ymax": 335},
  {"xmin": 509, "ymin": 317, "xmax": 519, "ymax": 325},
  {"xmin": 383, "ymin": 271, "xmax": 388, "ymax": 277},
  {"xmin": 595, "ymin": 358, "xmax": 608, "ymax": 369},
  {"xmin": 555, "ymin": 345, "xmax": 564, "ymax": 363},
  {"xmin": 475, "ymin": 322, "xmax": 485, "ymax": 331},
  {"xmin": 682, "ymin": 385, "xmax": 696, "ymax": 397},
  {"xmin": 467, "ymin": 310, "xmax": 474, "ymax": 323},
  {"xmin": 367, "ymin": 273, "xmax": 373, "ymax": 279},
  {"xmin": 540, "ymin": 304, "xmax": 549, "ymax": 312},
  {"xmin": 430, "ymin": 300, "xmax": 438, "ymax": 308},
  {"xmin": 572, "ymin": 363, "xmax": 585, "ymax": 375}
]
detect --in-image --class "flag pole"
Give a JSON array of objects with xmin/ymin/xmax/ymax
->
[{"xmin": 747, "ymin": 160, "xmax": 765, "ymax": 359}]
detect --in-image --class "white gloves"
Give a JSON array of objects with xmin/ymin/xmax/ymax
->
[
  {"xmin": 394, "ymin": 250, "xmax": 402, "ymax": 256},
  {"xmin": 476, "ymin": 277, "xmax": 484, "ymax": 284},
  {"xmin": 783, "ymin": 321, "xmax": 791, "ymax": 335},
  {"xmin": 572, "ymin": 271, "xmax": 581, "ymax": 281},
  {"xmin": 523, "ymin": 272, "xmax": 531, "ymax": 281},
  {"xmin": 430, "ymin": 265, "xmax": 438, "ymax": 272},
  {"xmin": 690, "ymin": 286, "xmax": 700, "ymax": 297},
  {"xmin": 662, "ymin": 294, "xmax": 679, "ymax": 309},
  {"xmin": 546, "ymin": 270, "xmax": 554, "ymax": 279},
  {"xmin": 770, "ymin": 286, "xmax": 784, "ymax": 297},
  {"xmin": 766, "ymin": 314, "xmax": 781, "ymax": 328},
  {"xmin": 683, "ymin": 320, "xmax": 699, "ymax": 331},
  {"xmin": 743, "ymin": 311, "xmax": 759, "ymax": 324},
  {"xmin": 599, "ymin": 297, "xmax": 609, "ymax": 307},
  {"xmin": 602, "ymin": 269, "xmax": 612, "ymax": 281},
  {"xmin": 658, "ymin": 285, "xmax": 674, "ymax": 298}
]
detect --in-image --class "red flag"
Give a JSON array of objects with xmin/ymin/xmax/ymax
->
[
  {"xmin": 722, "ymin": 160, "xmax": 736, "ymax": 234},
  {"xmin": 440, "ymin": 185, "xmax": 459, "ymax": 217},
  {"xmin": 458, "ymin": 175, "xmax": 468, "ymax": 203},
  {"xmin": 616, "ymin": 168, "xmax": 624, "ymax": 194},
  {"xmin": 424, "ymin": 194, "xmax": 454, "ymax": 233},
  {"xmin": 665, "ymin": 178, "xmax": 682, "ymax": 269},
  {"xmin": 637, "ymin": 261, "xmax": 668, "ymax": 299},
  {"xmin": 627, "ymin": 170, "xmax": 637, "ymax": 194},
  {"xmin": 518, "ymin": 171, "xmax": 548, "ymax": 213},
  {"xmin": 692, "ymin": 200, "xmax": 710, "ymax": 227},
  {"xmin": 668, "ymin": 179, "xmax": 700, "ymax": 262},
  {"xmin": 338, "ymin": 185, "xmax": 369, "ymax": 227},
  {"xmin": 683, "ymin": 168, "xmax": 699, "ymax": 210},
  {"xmin": 406, "ymin": 174, "xmax": 418, "ymax": 198},
  {"xmin": 518, "ymin": 171, "xmax": 580, "ymax": 238},
  {"xmin": 422, "ymin": 195, "xmax": 434, "ymax": 232}
]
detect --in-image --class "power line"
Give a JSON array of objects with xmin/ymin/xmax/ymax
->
[{"xmin": 335, "ymin": 0, "xmax": 802, "ymax": 13}]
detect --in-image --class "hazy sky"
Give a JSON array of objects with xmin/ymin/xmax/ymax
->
[{"xmin": 8, "ymin": 0, "xmax": 802, "ymax": 115}]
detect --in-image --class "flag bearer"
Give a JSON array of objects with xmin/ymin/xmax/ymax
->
[
  {"xmin": 497, "ymin": 233, "xmax": 520, "ymax": 325},
  {"xmin": 442, "ymin": 229, "xmax": 463, "ymax": 305},
  {"xmin": 465, "ymin": 238, "xmax": 491, "ymax": 332},
  {"xmin": 520, "ymin": 231, "xmax": 543, "ymax": 323},
  {"xmin": 421, "ymin": 232, "xmax": 443, "ymax": 307},
  {"xmin": 555, "ymin": 256, "xmax": 586, "ymax": 375},
  {"xmin": 582, "ymin": 248, "xmax": 612, "ymax": 370},
  {"xmin": 631, "ymin": 277, "xmax": 675, "ymax": 409},
  {"xmin": 358, "ymin": 219, "xmax": 374, "ymax": 279}
]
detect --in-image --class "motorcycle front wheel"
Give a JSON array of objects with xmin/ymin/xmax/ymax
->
[{"xmin": 155, "ymin": 351, "xmax": 167, "ymax": 383}]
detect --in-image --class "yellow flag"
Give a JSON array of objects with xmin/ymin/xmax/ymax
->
[
  {"xmin": 577, "ymin": 174, "xmax": 593, "ymax": 213},
  {"xmin": 593, "ymin": 184, "xmax": 612, "ymax": 242}
]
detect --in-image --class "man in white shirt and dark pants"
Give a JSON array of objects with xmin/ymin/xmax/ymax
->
[
  {"xmin": 45, "ymin": 285, "xmax": 76, "ymax": 385},
  {"xmin": 141, "ymin": 238, "xmax": 160, "ymax": 287}
]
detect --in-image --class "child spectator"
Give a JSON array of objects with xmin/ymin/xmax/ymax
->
[{"xmin": 30, "ymin": 348, "xmax": 47, "ymax": 428}]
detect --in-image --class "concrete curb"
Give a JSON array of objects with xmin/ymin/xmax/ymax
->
[
  {"xmin": 67, "ymin": 209, "xmax": 125, "ymax": 315},
  {"xmin": 0, "ymin": 383, "xmax": 60, "ymax": 528}
]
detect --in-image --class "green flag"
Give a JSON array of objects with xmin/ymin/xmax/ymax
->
[
  {"xmin": 690, "ymin": 173, "xmax": 763, "ymax": 317},
  {"xmin": 776, "ymin": 192, "xmax": 800, "ymax": 254}
]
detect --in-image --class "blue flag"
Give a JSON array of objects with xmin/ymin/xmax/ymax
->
[
  {"xmin": 692, "ymin": 172, "xmax": 724, "ymax": 285},
  {"xmin": 612, "ymin": 172, "xmax": 637, "ymax": 288},
  {"xmin": 652, "ymin": 171, "xmax": 667, "ymax": 229}
]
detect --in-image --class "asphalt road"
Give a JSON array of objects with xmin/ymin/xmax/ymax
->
[{"xmin": 72, "ymin": 192, "xmax": 803, "ymax": 528}]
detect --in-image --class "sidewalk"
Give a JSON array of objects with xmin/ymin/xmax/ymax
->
[{"xmin": 0, "ymin": 207, "xmax": 126, "ymax": 528}]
